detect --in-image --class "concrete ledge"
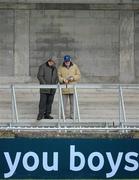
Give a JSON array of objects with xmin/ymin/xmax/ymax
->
[
  {"xmin": 0, "ymin": 2, "xmax": 139, "ymax": 10},
  {"xmin": 0, "ymin": 76, "xmax": 32, "ymax": 84},
  {"xmin": 0, "ymin": 0, "xmax": 132, "ymax": 4},
  {"xmin": 0, "ymin": 0, "xmax": 138, "ymax": 4}
]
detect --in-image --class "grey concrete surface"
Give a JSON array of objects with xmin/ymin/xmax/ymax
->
[
  {"xmin": 0, "ymin": 0, "xmax": 134, "ymax": 4},
  {"xmin": 14, "ymin": 10, "xmax": 30, "ymax": 77},
  {"xmin": 29, "ymin": 10, "xmax": 120, "ymax": 82},
  {"xmin": 120, "ymin": 11, "xmax": 135, "ymax": 83},
  {"xmin": 0, "ymin": 1, "xmax": 139, "ymax": 84},
  {"xmin": 0, "ymin": 0, "xmax": 138, "ymax": 4},
  {"xmin": 0, "ymin": 10, "xmax": 14, "ymax": 76}
]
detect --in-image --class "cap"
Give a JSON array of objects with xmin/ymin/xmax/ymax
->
[{"xmin": 64, "ymin": 55, "xmax": 71, "ymax": 62}]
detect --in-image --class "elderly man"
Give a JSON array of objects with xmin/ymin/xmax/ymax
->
[
  {"xmin": 58, "ymin": 55, "xmax": 81, "ymax": 119},
  {"xmin": 37, "ymin": 56, "xmax": 58, "ymax": 120}
]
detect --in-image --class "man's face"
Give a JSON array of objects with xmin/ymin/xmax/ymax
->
[
  {"xmin": 64, "ymin": 61, "xmax": 70, "ymax": 66},
  {"xmin": 48, "ymin": 60, "xmax": 55, "ymax": 66}
]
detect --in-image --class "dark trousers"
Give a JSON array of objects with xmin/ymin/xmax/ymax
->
[{"xmin": 39, "ymin": 93, "xmax": 55, "ymax": 116}]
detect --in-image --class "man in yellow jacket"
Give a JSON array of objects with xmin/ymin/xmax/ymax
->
[{"xmin": 58, "ymin": 55, "xmax": 81, "ymax": 119}]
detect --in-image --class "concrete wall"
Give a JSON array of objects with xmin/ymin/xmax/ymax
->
[
  {"xmin": 0, "ymin": 2, "xmax": 139, "ymax": 83},
  {"xmin": 30, "ymin": 10, "xmax": 119, "ymax": 83},
  {"xmin": 0, "ymin": 10, "xmax": 14, "ymax": 76},
  {"xmin": 135, "ymin": 12, "xmax": 139, "ymax": 79}
]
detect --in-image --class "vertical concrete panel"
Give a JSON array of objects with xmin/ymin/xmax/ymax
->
[
  {"xmin": 14, "ymin": 10, "xmax": 29, "ymax": 76},
  {"xmin": 0, "ymin": 10, "xmax": 14, "ymax": 76},
  {"xmin": 74, "ymin": 11, "xmax": 119, "ymax": 82},
  {"xmin": 120, "ymin": 11, "xmax": 135, "ymax": 83},
  {"xmin": 134, "ymin": 12, "xmax": 139, "ymax": 78}
]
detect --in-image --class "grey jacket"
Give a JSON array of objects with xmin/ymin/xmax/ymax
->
[{"xmin": 37, "ymin": 62, "xmax": 58, "ymax": 94}]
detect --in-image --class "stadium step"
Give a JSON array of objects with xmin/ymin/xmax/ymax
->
[{"xmin": 0, "ymin": 87, "xmax": 139, "ymax": 126}]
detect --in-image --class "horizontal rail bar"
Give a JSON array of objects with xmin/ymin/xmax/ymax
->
[
  {"xmin": 1, "ymin": 126, "xmax": 139, "ymax": 131},
  {"xmin": 1, "ymin": 83, "xmax": 139, "ymax": 90},
  {"xmin": 14, "ymin": 84, "xmax": 58, "ymax": 89},
  {"xmin": 76, "ymin": 84, "xmax": 139, "ymax": 89},
  {"xmin": 0, "ymin": 85, "xmax": 11, "ymax": 89}
]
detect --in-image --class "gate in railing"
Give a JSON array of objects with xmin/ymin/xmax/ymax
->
[{"xmin": 0, "ymin": 83, "xmax": 139, "ymax": 132}]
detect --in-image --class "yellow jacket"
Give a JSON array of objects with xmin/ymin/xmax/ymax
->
[{"xmin": 58, "ymin": 62, "xmax": 81, "ymax": 94}]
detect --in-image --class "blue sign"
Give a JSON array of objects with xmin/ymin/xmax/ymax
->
[{"xmin": 0, "ymin": 138, "xmax": 139, "ymax": 179}]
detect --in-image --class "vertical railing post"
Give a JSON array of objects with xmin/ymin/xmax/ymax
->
[
  {"xmin": 73, "ymin": 92, "xmax": 76, "ymax": 122},
  {"xmin": 58, "ymin": 84, "xmax": 61, "ymax": 121},
  {"xmin": 74, "ymin": 85, "xmax": 80, "ymax": 122},
  {"xmin": 59, "ymin": 84, "xmax": 65, "ymax": 122},
  {"xmin": 11, "ymin": 84, "xmax": 19, "ymax": 123},
  {"xmin": 119, "ymin": 85, "xmax": 122, "ymax": 127},
  {"xmin": 11, "ymin": 85, "xmax": 15, "ymax": 124},
  {"xmin": 57, "ymin": 84, "xmax": 61, "ymax": 131},
  {"xmin": 120, "ymin": 86, "xmax": 127, "ymax": 123},
  {"xmin": 119, "ymin": 85, "xmax": 127, "ymax": 132}
]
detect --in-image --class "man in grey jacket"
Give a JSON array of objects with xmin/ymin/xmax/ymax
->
[{"xmin": 37, "ymin": 56, "xmax": 58, "ymax": 120}]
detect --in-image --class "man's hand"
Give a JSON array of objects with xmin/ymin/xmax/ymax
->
[
  {"xmin": 67, "ymin": 76, "xmax": 74, "ymax": 82},
  {"xmin": 69, "ymin": 76, "xmax": 74, "ymax": 81},
  {"xmin": 63, "ymin": 79, "xmax": 69, "ymax": 84}
]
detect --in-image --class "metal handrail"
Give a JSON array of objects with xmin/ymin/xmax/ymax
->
[
  {"xmin": 1, "ymin": 83, "xmax": 139, "ymax": 132},
  {"xmin": 119, "ymin": 86, "xmax": 127, "ymax": 122},
  {"xmin": 58, "ymin": 84, "xmax": 65, "ymax": 122},
  {"xmin": 1, "ymin": 126, "xmax": 139, "ymax": 131},
  {"xmin": 74, "ymin": 85, "xmax": 80, "ymax": 122},
  {"xmin": 13, "ymin": 84, "xmax": 66, "ymax": 123},
  {"xmin": 1, "ymin": 83, "xmax": 139, "ymax": 89},
  {"xmin": 11, "ymin": 85, "xmax": 19, "ymax": 123}
]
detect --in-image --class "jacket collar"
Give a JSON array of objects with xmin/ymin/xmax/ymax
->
[{"xmin": 46, "ymin": 61, "xmax": 55, "ymax": 69}]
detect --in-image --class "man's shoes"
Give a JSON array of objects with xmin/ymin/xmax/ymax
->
[
  {"xmin": 37, "ymin": 114, "xmax": 43, "ymax": 121},
  {"xmin": 44, "ymin": 114, "xmax": 54, "ymax": 119},
  {"xmin": 65, "ymin": 116, "xmax": 73, "ymax": 119},
  {"xmin": 70, "ymin": 116, "xmax": 73, "ymax": 119}
]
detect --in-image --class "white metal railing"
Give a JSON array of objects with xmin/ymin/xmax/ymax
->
[{"xmin": 0, "ymin": 83, "xmax": 139, "ymax": 132}]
